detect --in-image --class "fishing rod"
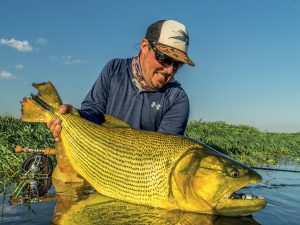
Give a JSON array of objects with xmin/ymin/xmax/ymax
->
[
  {"xmin": 15, "ymin": 145, "xmax": 57, "ymax": 154},
  {"xmin": 16, "ymin": 145, "xmax": 300, "ymax": 172},
  {"xmin": 252, "ymin": 166, "xmax": 300, "ymax": 173}
]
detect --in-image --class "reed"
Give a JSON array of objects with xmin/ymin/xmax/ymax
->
[
  {"xmin": 0, "ymin": 114, "xmax": 55, "ymax": 195},
  {"xmin": 186, "ymin": 120, "xmax": 300, "ymax": 166}
]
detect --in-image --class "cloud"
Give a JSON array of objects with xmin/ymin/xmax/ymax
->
[
  {"xmin": 15, "ymin": 64, "xmax": 24, "ymax": 70},
  {"xmin": 0, "ymin": 38, "xmax": 33, "ymax": 52},
  {"xmin": 0, "ymin": 70, "xmax": 14, "ymax": 79},
  {"xmin": 63, "ymin": 55, "xmax": 86, "ymax": 65},
  {"xmin": 36, "ymin": 37, "xmax": 48, "ymax": 45},
  {"xmin": 50, "ymin": 55, "xmax": 87, "ymax": 65}
]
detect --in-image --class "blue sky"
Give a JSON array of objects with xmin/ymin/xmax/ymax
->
[{"xmin": 0, "ymin": 0, "xmax": 299, "ymax": 133}]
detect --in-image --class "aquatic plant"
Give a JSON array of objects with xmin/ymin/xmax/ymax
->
[
  {"xmin": 185, "ymin": 119, "xmax": 300, "ymax": 166},
  {"xmin": 0, "ymin": 115, "xmax": 55, "ymax": 195}
]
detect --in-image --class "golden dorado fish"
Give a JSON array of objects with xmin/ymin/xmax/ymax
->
[
  {"xmin": 21, "ymin": 81, "xmax": 266, "ymax": 216},
  {"xmin": 55, "ymin": 192, "xmax": 261, "ymax": 225}
]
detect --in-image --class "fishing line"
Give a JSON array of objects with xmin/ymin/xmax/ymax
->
[{"xmin": 252, "ymin": 166, "xmax": 300, "ymax": 173}]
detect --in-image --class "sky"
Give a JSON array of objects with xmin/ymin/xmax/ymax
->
[{"xmin": 0, "ymin": 0, "xmax": 300, "ymax": 133}]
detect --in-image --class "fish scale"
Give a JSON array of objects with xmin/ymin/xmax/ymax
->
[{"xmin": 59, "ymin": 113, "xmax": 199, "ymax": 205}]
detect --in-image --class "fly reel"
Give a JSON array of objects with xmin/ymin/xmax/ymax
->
[{"xmin": 21, "ymin": 154, "xmax": 53, "ymax": 197}]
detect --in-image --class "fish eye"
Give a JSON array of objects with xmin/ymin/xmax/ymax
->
[{"xmin": 230, "ymin": 169, "xmax": 239, "ymax": 178}]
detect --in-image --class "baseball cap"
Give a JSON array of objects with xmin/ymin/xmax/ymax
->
[{"xmin": 145, "ymin": 20, "xmax": 194, "ymax": 66}]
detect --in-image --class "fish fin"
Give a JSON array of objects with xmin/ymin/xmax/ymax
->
[
  {"xmin": 21, "ymin": 81, "xmax": 61, "ymax": 123},
  {"xmin": 71, "ymin": 109, "xmax": 80, "ymax": 117},
  {"xmin": 102, "ymin": 115, "xmax": 132, "ymax": 128},
  {"xmin": 32, "ymin": 81, "xmax": 62, "ymax": 110},
  {"xmin": 21, "ymin": 97, "xmax": 51, "ymax": 122}
]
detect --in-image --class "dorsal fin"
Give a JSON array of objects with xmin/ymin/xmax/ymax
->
[
  {"xmin": 32, "ymin": 81, "xmax": 62, "ymax": 110},
  {"xmin": 102, "ymin": 115, "xmax": 132, "ymax": 128}
]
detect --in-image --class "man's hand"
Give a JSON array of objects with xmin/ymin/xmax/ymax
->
[{"xmin": 47, "ymin": 104, "xmax": 76, "ymax": 142}]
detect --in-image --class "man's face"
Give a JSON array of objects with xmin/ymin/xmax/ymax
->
[{"xmin": 140, "ymin": 39, "xmax": 179, "ymax": 90}]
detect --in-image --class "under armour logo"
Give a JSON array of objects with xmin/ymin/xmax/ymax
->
[{"xmin": 151, "ymin": 102, "xmax": 161, "ymax": 110}]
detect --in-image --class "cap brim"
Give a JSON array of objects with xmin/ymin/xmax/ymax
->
[{"xmin": 154, "ymin": 43, "xmax": 195, "ymax": 66}]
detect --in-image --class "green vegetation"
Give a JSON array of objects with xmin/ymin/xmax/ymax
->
[
  {"xmin": 1, "ymin": 115, "xmax": 300, "ymax": 195},
  {"xmin": 186, "ymin": 119, "xmax": 300, "ymax": 166},
  {"xmin": 0, "ymin": 115, "xmax": 55, "ymax": 196}
]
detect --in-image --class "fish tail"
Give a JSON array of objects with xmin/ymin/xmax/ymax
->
[{"xmin": 21, "ymin": 82, "xmax": 62, "ymax": 123}]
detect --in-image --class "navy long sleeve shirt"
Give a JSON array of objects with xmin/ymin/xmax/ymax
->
[{"xmin": 78, "ymin": 58, "xmax": 189, "ymax": 135}]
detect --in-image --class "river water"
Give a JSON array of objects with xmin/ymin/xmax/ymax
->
[{"xmin": 0, "ymin": 165, "xmax": 299, "ymax": 225}]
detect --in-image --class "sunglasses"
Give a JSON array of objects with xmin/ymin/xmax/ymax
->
[{"xmin": 149, "ymin": 42, "xmax": 183, "ymax": 72}]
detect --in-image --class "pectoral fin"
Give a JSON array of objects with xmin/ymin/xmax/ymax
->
[{"xmin": 102, "ymin": 115, "xmax": 132, "ymax": 128}]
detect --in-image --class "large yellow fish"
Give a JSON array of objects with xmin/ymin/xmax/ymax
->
[
  {"xmin": 21, "ymin": 81, "xmax": 266, "ymax": 216},
  {"xmin": 56, "ymin": 192, "xmax": 261, "ymax": 225}
]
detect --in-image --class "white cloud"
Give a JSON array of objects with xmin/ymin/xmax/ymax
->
[
  {"xmin": 0, "ymin": 38, "xmax": 33, "ymax": 52},
  {"xmin": 0, "ymin": 70, "xmax": 14, "ymax": 79},
  {"xmin": 15, "ymin": 64, "xmax": 24, "ymax": 70},
  {"xmin": 37, "ymin": 37, "xmax": 48, "ymax": 45},
  {"xmin": 50, "ymin": 55, "xmax": 87, "ymax": 65},
  {"xmin": 63, "ymin": 55, "xmax": 86, "ymax": 65}
]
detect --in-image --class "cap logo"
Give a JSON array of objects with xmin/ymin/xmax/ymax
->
[{"xmin": 169, "ymin": 29, "xmax": 189, "ymax": 46}]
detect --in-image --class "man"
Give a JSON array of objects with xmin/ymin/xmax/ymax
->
[{"xmin": 48, "ymin": 19, "xmax": 195, "ymax": 141}]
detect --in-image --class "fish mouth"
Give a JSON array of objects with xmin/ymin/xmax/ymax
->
[
  {"xmin": 215, "ymin": 181, "xmax": 266, "ymax": 217},
  {"xmin": 229, "ymin": 192, "xmax": 264, "ymax": 200}
]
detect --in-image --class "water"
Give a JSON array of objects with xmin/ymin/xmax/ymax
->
[
  {"xmin": 252, "ymin": 165, "xmax": 300, "ymax": 225},
  {"xmin": 1, "ymin": 165, "xmax": 299, "ymax": 225}
]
